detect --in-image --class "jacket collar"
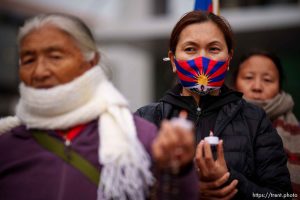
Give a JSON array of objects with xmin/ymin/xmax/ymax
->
[{"xmin": 160, "ymin": 84, "xmax": 243, "ymax": 115}]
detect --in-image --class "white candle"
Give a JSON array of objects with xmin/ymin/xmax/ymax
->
[
  {"xmin": 170, "ymin": 117, "xmax": 193, "ymax": 131},
  {"xmin": 204, "ymin": 131, "xmax": 219, "ymax": 146}
]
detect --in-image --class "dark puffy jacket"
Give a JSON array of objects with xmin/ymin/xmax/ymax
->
[{"xmin": 136, "ymin": 84, "xmax": 292, "ymax": 200}]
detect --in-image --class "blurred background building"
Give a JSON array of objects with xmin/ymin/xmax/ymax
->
[{"xmin": 1, "ymin": 0, "xmax": 300, "ymax": 117}]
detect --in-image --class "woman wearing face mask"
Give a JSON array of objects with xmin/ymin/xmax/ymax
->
[
  {"xmin": 234, "ymin": 49, "xmax": 300, "ymax": 198},
  {"xmin": 136, "ymin": 11, "xmax": 292, "ymax": 199}
]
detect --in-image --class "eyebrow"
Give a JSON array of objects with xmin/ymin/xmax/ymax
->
[
  {"xmin": 20, "ymin": 50, "xmax": 35, "ymax": 57},
  {"xmin": 45, "ymin": 46, "xmax": 64, "ymax": 52},
  {"xmin": 208, "ymin": 40, "xmax": 223, "ymax": 46},
  {"xmin": 181, "ymin": 41, "xmax": 198, "ymax": 46},
  {"xmin": 181, "ymin": 39, "xmax": 224, "ymax": 47},
  {"xmin": 20, "ymin": 46, "xmax": 64, "ymax": 56},
  {"xmin": 262, "ymin": 73, "xmax": 275, "ymax": 77}
]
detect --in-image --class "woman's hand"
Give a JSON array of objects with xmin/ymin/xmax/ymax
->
[
  {"xmin": 195, "ymin": 139, "xmax": 228, "ymax": 181},
  {"xmin": 199, "ymin": 173, "xmax": 238, "ymax": 200},
  {"xmin": 152, "ymin": 112, "xmax": 195, "ymax": 169},
  {"xmin": 195, "ymin": 140, "xmax": 238, "ymax": 199}
]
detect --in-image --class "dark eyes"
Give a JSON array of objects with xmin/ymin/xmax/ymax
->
[
  {"xmin": 21, "ymin": 57, "xmax": 35, "ymax": 65},
  {"xmin": 264, "ymin": 79, "xmax": 273, "ymax": 83},
  {"xmin": 242, "ymin": 76, "xmax": 274, "ymax": 83},
  {"xmin": 244, "ymin": 76, "xmax": 253, "ymax": 80},
  {"xmin": 209, "ymin": 47, "xmax": 221, "ymax": 53},
  {"xmin": 184, "ymin": 47, "xmax": 221, "ymax": 54},
  {"xmin": 49, "ymin": 55, "xmax": 62, "ymax": 60},
  {"xmin": 184, "ymin": 47, "xmax": 196, "ymax": 52},
  {"xmin": 20, "ymin": 54, "xmax": 63, "ymax": 66},
  {"xmin": 183, "ymin": 43, "xmax": 222, "ymax": 55}
]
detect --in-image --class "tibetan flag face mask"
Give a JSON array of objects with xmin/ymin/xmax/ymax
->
[{"xmin": 174, "ymin": 56, "xmax": 229, "ymax": 96}]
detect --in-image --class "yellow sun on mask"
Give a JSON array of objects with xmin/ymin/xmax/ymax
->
[{"xmin": 197, "ymin": 74, "xmax": 208, "ymax": 85}]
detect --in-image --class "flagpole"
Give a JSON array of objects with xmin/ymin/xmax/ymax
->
[{"xmin": 213, "ymin": 0, "xmax": 220, "ymax": 15}]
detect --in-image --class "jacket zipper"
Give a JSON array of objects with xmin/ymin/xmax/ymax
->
[
  {"xmin": 195, "ymin": 107, "xmax": 202, "ymax": 125},
  {"xmin": 57, "ymin": 160, "xmax": 67, "ymax": 200},
  {"xmin": 58, "ymin": 141, "xmax": 71, "ymax": 200},
  {"xmin": 194, "ymin": 107, "xmax": 203, "ymax": 144}
]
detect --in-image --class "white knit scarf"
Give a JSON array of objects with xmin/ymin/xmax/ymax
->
[{"xmin": 1, "ymin": 66, "xmax": 153, "ymax": 200}]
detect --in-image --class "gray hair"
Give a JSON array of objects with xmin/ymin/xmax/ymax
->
[{"xmin": 17, "ymin": 13, "xmax": 98, "ymax": 61}]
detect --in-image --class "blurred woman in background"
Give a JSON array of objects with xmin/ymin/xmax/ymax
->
[{"xmin": 234, "ymin": 49, "xmax": 300, "ymax": 197}]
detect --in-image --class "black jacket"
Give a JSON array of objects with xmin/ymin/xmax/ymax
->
[{"xmin": 136, "ymin": 84, "xmax": 292, "ymax": 199}]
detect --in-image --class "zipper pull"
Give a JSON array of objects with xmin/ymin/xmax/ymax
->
[
  {"xmin": 64, "ymin": 139, "xmax": 71, "ymax": 160},
  {"xmin": 196, "ymin": 107, "xmax": 202, "ymax": 115},
  {"xmin": 195, "ymin": 107, "xmax": 202, "ymax": 126},
  {"xmin": 65, "ymin": 139, "xmax": 71, "ymax": 147}
]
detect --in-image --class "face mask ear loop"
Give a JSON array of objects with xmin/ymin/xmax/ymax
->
[
  {"xmin": 169, "ymin": 55, "xmax": 176, "ymax": 61},
  {"xmin": 226, "ymin": 58, "xmax": 230, "ymax": 71},
  {"xmin": 162, "ymin": 54, "xmax": 176, "ymax": 62}
]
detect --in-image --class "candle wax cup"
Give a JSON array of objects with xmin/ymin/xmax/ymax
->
[
  {"xmin": 204, "ymin": 136, "xmax": 219, "ymax": 146},
  {"xmin": 170, "ymin": 117, "xmax": 193, "ymax": 131}
]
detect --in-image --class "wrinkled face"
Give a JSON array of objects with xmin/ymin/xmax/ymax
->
[
  {"xmin": 169, "ymin": 21, "xmax": 231, "ymax": 72},
  {"xmin": 19, "ymin": 25, "xmax": 93, "ymax": 89},
  {"xmin": 235, "ymin": 55, "xmax": 280, "ymax": 100}
]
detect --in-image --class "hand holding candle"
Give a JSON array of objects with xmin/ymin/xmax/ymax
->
[
  {"xmin": 195, "ymin": 133, "xmax": 228, "ymax": 182},
  {"xmin": 195, "ymin": 136, "xmax": 238, "ymax": 198},
  {"xmin": 152, "ymin": 110, "xmax": 195, "ymax": 169}
]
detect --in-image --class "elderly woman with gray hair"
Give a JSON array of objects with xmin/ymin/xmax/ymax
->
[{"xmin": 0, "ymin": 13, "xmax": 199, "ymax": 200}]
